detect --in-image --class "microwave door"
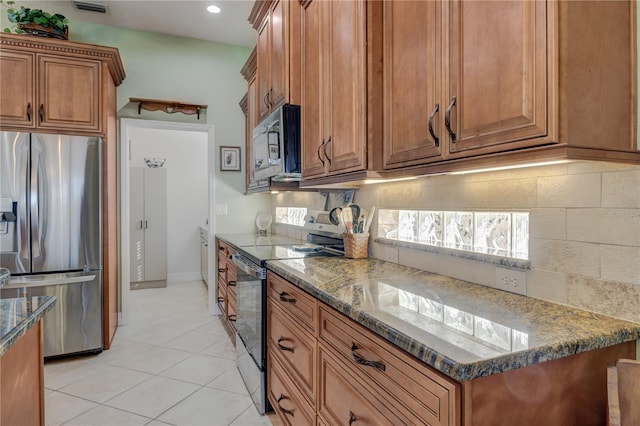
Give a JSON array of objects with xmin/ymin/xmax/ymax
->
[{"xmin": 253, "ymin": 127, "xmax": 282, "ymax": 181}]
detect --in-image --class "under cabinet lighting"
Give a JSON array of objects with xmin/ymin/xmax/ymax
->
[
  {"xmin": 363, "ymin": 176, "xmax": 418, "ymax": 185},
  {"xmin": 448, "ymin": 160, "xmax": 571, "ymax": 175},
  {"xmin": 207, "ymin": 5, "xmax": 221, "ymax": 14}
]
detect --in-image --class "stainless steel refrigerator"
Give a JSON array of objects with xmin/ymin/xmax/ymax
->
[{"xmin": 0, "ymin": 131, "xmax": 103, "ymax": 357}]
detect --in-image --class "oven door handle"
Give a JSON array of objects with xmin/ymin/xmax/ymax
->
[{"xmin": 231, "ymin": 253, "xmax": 266, "ymax": 279}]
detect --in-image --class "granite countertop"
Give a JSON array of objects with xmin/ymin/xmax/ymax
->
[
  {"xmin": 1, "ymin": 296, "xmax": 57, "ymax": 356},
  {"xmin": 0, "ymin": 267, "xmax": 9, "ymax": 287},
  {"xmin": 216, "ymin": 233, "xmax": 304, "ymax": 248},
  {"xmin": 266, "ymin": 257, "xmax": 640, "ymax": 382}
]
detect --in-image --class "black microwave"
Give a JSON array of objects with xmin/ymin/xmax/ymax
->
[{"xmin": 252, "ymin": 104, "xmax": 301, "ymax": 181}]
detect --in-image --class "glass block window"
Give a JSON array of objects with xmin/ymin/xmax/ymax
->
[
  {"xmin": 275, "ymin": 207, "xmax": 308, "ymax": 226},
  {"xmin": 378, "ymin": 209, "xmax": 529, "ymax": 259}
]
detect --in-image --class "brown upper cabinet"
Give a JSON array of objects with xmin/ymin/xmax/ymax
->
[
  {"xmin": 383, "ymin": 0, "xmax": 638, "ymax": 172},
  {"xmin": 300, "ymin": 0, "xmax": 368, "ymax": 180},
  {"xmin": 251, "ymin": 0, "xmax": 291, "ymax": 122},
  {"xmin": 0, "ymin": 50, "xmax": 104, "ymax": 133}
]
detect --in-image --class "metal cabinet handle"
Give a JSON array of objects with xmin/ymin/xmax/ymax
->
[
  {"xmin": 39, "ymin": 104, "xmax": 44, "ymax": 122},
  {"xmin": 277, "ymin": 394, "xmax": 294, "ymax": 417},
  {"xmin": 351, "ymin": 343, "xmax": 386, "ymax": 371},
  {"xmin": 277, "ymin": 336, "xmax": 295, "ymax": 353},
  {"xmin": 263, "ymin": 91, "xmax": 270, "ymax": 109},
  {"xmin": 445, "ymin": 96, "xmax": 457, "ymax": 143},
  {"xmin": 428, "ymin": 103, "xmax": 440, "ymax": 147},
  {"xmin": 279, "ymin": 291, "xmax": 296, "ymax": 304},
  {"xmin": 317, "ymin": 139, "xmax": 326, "ymax": 167},
  {"xmin": 324, "ymin": 136, "xmax": 332, "ymax": 166},
  {"xmin": 218, "ymin": 268, "xmax": 225, "ymax": 273},
  {"xmin": 217, "ymin": 297, "xmax": 224, "ymax": 303},
  {"xmin": 27, "ymin": 102, "xmax": 31, "ymax": 121},
  {"xmin": 349, "ymin": 411, "xmax": 357, "ymax": 425},
  {"xmin": 228, "ymin": 281, "xmax": 237, "ymax": 287},
  {"xmin": 219, "ymin": 246, "xmax": 225, "ymax": 251},
  {"xmin": 268, "ymin": 88, "xmax": 274, "ymax": 106},
  {"xmin": 228, "ymin": 314, "xmax": 236, "ymax": 322},
  {"xmin": 144, "ymin": 220, "xmax": 148, "ymax": 229}
]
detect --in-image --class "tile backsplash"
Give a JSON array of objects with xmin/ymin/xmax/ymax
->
[{"xmin": 271, "ymin": 161, "xmax": 640, "ymax": 324}]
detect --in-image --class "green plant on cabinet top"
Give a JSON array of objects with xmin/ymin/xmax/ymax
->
[{"xmin": 1, "ymin": 0, "xmax": 69, "ymax": 39}]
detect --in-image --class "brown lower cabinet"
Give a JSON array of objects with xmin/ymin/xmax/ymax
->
[
  {"xmin": 0, "ymin": 321, "xmax": 44, "ymax": 426},
  {"xmin": 266, "ymin": 271, "xmax": 636, "ymax": 426},
  {"xmin": 216, "ymin": 239, "xmax": 237, "ymax": 330}
]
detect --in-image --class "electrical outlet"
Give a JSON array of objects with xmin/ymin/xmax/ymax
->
[
  {"xmin": 215, "ymin": 204, "xmax": 228, "ymax": 216},
  {"xmin": 383, "ymin": 246, "xmax": 399, "ymax": 264},
  {"xmin": 495, "ymin": 267, "xmax": 527, "ymax": 296}
]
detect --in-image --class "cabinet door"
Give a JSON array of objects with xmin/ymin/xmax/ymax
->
[
  {"xmin": 383, "ymin": 1, "xmax": 443, "ymax": 169},
  {"xmin": 300, "ymin": 0, "xmax": 327, "ymax": 179},
  {"xmin": 325, "ymin": 0, "xmax": 367, "ymax": 175},
  {"xmin": 143, "ymin": 168, "xmax": 167, "ymax": 282},
  {"xmin": 37, "ymin": 55, "xmax": 102, "ymax": 132},
  {"xmin": 257, "ymin": 17, "xmax": 271, "ymax": 122},
  {"xmin": 269, "ymin": 0, "xmax": 288, "ymax": 109},
  {"xmin": 446, "ymin": 0, "xmax": 548, "ymax": 156},
  {"xmin": 0, "ymin": 50, "xmax": 35, "ymax": 129}
]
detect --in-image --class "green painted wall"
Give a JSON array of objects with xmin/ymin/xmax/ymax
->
[{"xmin": 64, "ymin": 21, "xmax": 270, "ymax": 235}]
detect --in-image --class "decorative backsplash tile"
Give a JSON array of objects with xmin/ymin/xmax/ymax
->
[
  {"xmin": 275, "ymin": 207, "xmax": 307, "ymax": 227},
  {"xmin": 378, "ymin": 209, "xmax": 529, "ymax": 260}
]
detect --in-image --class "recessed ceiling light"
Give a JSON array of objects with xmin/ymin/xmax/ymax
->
[{"xmin": 207, "ymin": 5, "xmax": 221, "ymax": 14}]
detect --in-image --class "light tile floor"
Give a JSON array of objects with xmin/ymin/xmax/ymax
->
[{"xmin": 44, "ymin": 281, "xmax": 273, "ymax": 426}]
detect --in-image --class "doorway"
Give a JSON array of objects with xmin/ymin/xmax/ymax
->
[{"xmin": 120, "ymin": 118, "xmax": 217, "ymax": 326}]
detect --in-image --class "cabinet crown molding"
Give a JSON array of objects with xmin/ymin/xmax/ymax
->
[
  {"xmin": 240, "ymin": 46, "xmax": 257, "ymax": 81},
  {"xmin": 248, "ymin": 0, "xmax": 273, "ymax": 30},
  {"xmin": 0, "ymin": 33, "xmax": 126, "ymax": 86}
]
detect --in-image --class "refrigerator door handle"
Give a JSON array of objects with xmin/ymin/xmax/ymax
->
[
  {"xmin": 30, "ymin": 144, "xmax": 41, "ymax": 258},
  {"xmin": 19, "ymin": 141, "xmax": 29, "ymax": 259},
  {"xmin": 5, "ymin": 274, "xmax": 96, "ymax": 289}
]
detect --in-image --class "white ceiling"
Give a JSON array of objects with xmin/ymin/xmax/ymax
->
[{"xmin": 16, "ymin": 0, "xmax": 257, "ymax": 47}]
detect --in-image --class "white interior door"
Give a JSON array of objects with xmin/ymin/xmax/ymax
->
[{"xmin": 129, "ymin": 167, "xmax": 145, "ymax": 282}]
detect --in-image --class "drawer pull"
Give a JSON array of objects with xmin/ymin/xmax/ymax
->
[
  {"xmin": 351, "ymin": 343, "xmax": 386, "ymax": 372},
  {"xmin": 218, "ymin": 268, "xmax": 225, "ymax": 273},
  {"xmin": 279, "ymin": 291, "xmax": 296, "ymax": 304},
  {"xmin": 228, "ymin": 314, "xmax": 236, "ymax": 322},
  {"xmin": 277, "ymin": 336, "xmax": 295, "ymax": 353},
  {"xmin": 349, "ymin": 410, "xmax": 357, "ymax": 425},
  {"xmin": 228, "ymin": 281, "xmax": 237, "ymax": 287},
  {"xmin": 217, "ymin": 297, "xmax": 224, "ymax": 303},
  {"xmin": 276, "ymin": 394, "xmax": 294, "ymax": 417},
  {"xmin": 219, "ymin": 246, "xmax": 225, "ymax": 251}
]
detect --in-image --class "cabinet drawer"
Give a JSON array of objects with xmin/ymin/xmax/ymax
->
[
  {"xmin": 318, "ymin": 348, "xmax": 403, "ymax": 426},
  {"xmin": 268, "ymin": 302, "xmax": 316, "ymax": 406},
  {"xmin": 226, "ymin": 268, "xmax": 237, "ymax": 296},
  {"xmin": 267, "ymin": 271, "xmax": 317, "ymax": 333},
  {"xmin": 319, "ymin": 306, "xmax": 458, "ymax": 426},
  {"xmin": 227, "ymin": 289, "xmax": 237, "ymax": 325},
  {"xmin": 217, "ymin": 281, "xmax": 227, "ymax": 315},
  {"xmin": 268, "ymin": 350, "xmax": 316, "ymax": 426}
]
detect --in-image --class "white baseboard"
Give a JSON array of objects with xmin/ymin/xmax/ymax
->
[{"xmin": 167, "ymin": 272, "xmax": 202, "ymax": 283}]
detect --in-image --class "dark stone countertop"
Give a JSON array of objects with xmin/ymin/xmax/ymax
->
[
  {"xmin": 1, "ymin": 296, "xmax": 57, "ymax": 356},
  {"xmin": 266, "ymin": 257, "xmax": 640, "ymax": 381}
]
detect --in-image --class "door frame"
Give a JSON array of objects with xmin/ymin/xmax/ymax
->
[{"xmin": 119, "ymin": 118, "xmax": 217, "ymax": 326}]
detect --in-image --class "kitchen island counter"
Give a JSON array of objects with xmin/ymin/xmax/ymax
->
[
  {"xmin": 1, "ymin": 295, "xmax": 56, "ymax": 356},
  {"xmin": 266, "ymin": 257, "xmax": 640, "ymax": 381}
]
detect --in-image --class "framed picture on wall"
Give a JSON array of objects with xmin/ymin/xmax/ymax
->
[{"xmin": 220, "ymin": 146, "xmax": 241, "ymax": 171}]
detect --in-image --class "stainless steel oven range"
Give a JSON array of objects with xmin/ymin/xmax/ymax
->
[{"xmin": 230, "ymin": 233, "xmax": 343, "ymax": 414}]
